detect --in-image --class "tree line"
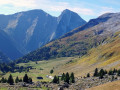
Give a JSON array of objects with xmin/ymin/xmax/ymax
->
[
  {"xmin": 0, "ymin": 74, "xmax": 32, "ymax": 85},
  {"xmin": 53, "ymin": 72, "xmax": 75, "ymax": 84},
  {"xmin": 92, "ymin": 68, "xmax": 120, "ymax": 79}
]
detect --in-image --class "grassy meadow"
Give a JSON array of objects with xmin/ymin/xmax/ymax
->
[{"xmin": 1, "ymin": 57, "xmax": 75, "ymax": 82}]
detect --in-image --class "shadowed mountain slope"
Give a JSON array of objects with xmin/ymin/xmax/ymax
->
[
  {"xmin": 16, "ymin": 12, "xmax": 120, "ymax": 63},
  {"xmin": 0, "ymin": 9, "xmax": 86, "ymax": 60}
]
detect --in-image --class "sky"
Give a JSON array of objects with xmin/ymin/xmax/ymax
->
[{"xmin": 0, "ymin": 0, "xmax": 120, "ymax": 21}]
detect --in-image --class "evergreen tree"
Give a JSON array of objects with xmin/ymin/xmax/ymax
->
[
  {"xmin": 87, "ymin": 73, "xmax": 90, "ymax": 77},
  {"xmin": 1, "ymin": 77, "xmax": 7, "ymax": 83},
  {"xmin": 113, "ymin": 68, "xmax": 117, "ymax": 74},
  {"xmin": 53, "ymin": 75, "xmax": 58, "ymax": 83},
  {"xmin": 93, "ymin": 68, "xmax": 98, "ymax": 77},
  {"xmin": 1, "ymin": 77, "xmax": 5, "ymax": 83},
  {"xmin": 57, "ymin": 77, "xmax": 59, "ymax": 84},
  {"xmin": 117, "ymin": 69, "xmax": 120, "ymax": 76},
  {"xmin": 99, "ymin": 69, "xmax": 105, "ymax": 79},
  {"xmin": 109, "ymin": 70, "xmax": 113, "ymax": 75},
  {"xmin": 104, "ymin": 70, "xmax": 107, "ymax": 74},
  {"xmin": 15, "ymin": 76, "xmax": 19, "ymax": 83},
  {"xmin": 70, "ymin": 72, "xmax": 75, "ymax": 83},
  {"xmin": 61, "ymin": 73, "xmax": 65, "ymax": 81},
  {"xmin": 7, "ymin": 74, "xmax": 14, "ymax": 85},
  {"xmin": 28, "ymin": 77, "xmax": 32, "ymax": 83},
  {"xmin": 99, "ymin": 72, "xmax": 104, "ymax": 79},
  {"xmin": 23, "ymin": 74, "xmax": 28, "ymax": 83},
  {"xmin": 65, "ymin": 72, "xmax": 70, "ymax": 84},
  {"xmin": 99, "ymin": 69, "xmax": 105, "ymax": 76},
  {"xmin": 50, "ymin": 69, "xmax": 54, "ymax": 74}
]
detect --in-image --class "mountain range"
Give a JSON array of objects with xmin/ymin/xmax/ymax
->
[
  {"xmin": 16, "ymin": 12, "xmax": 120, "ymax": 63},
  {"xmin": 1, "ymin": 9, "xmax": 120, "ymax": 90},
  {"xmin": 0, "ymin": 9, "xmax": 86, "ymax": 60}
]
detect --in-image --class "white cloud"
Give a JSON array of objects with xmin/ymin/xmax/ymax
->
[
  {"xmin": 70, "ymin": 7, "xmax": 95, "ymax": 15},
  {"xmin": 0, "ymin": 0, "xmax": 36, "ymax": 7},
  {"xmin": 96, "ymin": 7, "xmax": 116, "ymax": 16},
  {"xmin": 0, "ymin": 0, "xmax": 119, "ymax": 21},
  {"xmin": 35, "ymin": 0, "xmax": 95, "ymax": 15},
  {"xmin": 0, "ymin": 0, "xmax": 95, "ymax": 16}
]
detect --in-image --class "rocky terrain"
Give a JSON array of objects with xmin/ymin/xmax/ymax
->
[
  {"xmin": 17, "ymin": 12, "xmax": 120, "ymax": 63},
  {"xmin": 0, "ymin": 9, "xmax": 86, "ymax": 60},
  {"xmin": 1, "ymin": 73, "xmax": 119, "ymax": 90}
]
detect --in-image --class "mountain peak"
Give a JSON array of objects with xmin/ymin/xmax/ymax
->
[
  {"xmin": 0, "ymin": 9, "xmax": 86, "ymax": 60},
  {"xmin": 98, "ymin": 13, "xmax": 115, "ymax": 18},
  {"xmin": 62, "ymin": 9, "xmax": 76, "ymax": 14},
  {"xmin": 63, "ymin": 9, "xmax": 72, "ymax": 12}
]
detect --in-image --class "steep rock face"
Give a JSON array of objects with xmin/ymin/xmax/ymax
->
[
  {"xmin": 54, "ymin": 9, "xmax": 86, "ymax": 39},
  {"xmin": 0, "ymin": 9, "xmax": 86, "ymax": 59},
  {"xmin": 16, "ymin": 12, "xmax": 120, "ymax": 62}
]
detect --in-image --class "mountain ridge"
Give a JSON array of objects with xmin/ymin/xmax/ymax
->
[
  {"xmin": 16, "ymin": 12, "xmax": 120, "ymax": 63},
  {"xmin": 0, "ymin": 9, "xmax": 86, "ymax": 60}
]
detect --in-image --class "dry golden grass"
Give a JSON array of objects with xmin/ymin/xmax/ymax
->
[
  {"xmin": 3, "ymin": 32, "xmax": 120, "ymax": 83},
  {"xmin": 53, "ymin": 31, "xmax": 120, "ymax": 77},
  {"xmin": 87, "ymin": 80, "xmax": 120, "ymax": 90}
]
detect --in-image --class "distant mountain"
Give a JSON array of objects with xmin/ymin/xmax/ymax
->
[
  {"xmin": 0, "ymin": 30, "xmax": 22, "ymax": 60},
  {"xmin": 0, "ymin": 51, "xmax": 11, "ymax": 63},
  {"xmin": 16, "ymin": 12, "xmax": 120, "ymax": 63},
  {"xmin": 0, "ymin": 9, "xmax": 86, "ymax": 60},
  {"xmin": 54, "ymin": 9, "xmax": 86, "ymax": 39}
]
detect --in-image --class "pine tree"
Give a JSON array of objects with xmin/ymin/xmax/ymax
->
[
  {"xmin": 1, "ymin": 77, "xmax": 7, "ymax": 83},
  {"xmin": 1, "ymin": 77, "xmax": 4, "ymax": 83},
  {"xmin": 93, "ymin": 68, "xmax": 98, "ymax": 77},
  {"xmin": 70, "ymin": 72, "xmax": 75, "ymax": 83},
  {"xmin": 7, "ymin": 74, "xmax": 14, "ymax": 85},
  {"xmin": 99, "ymin": 69, "xmax": 105, "ymax": 79},
  {"xmin": 99, "ymin": 69, "xmax": 105, "ymax": 76},
  {"xmin": 117, "ymin": 69, "xmax": 120, "ymax": 76},
  {"xmin": 28, "ymin": 77, "xmax": 32, "ymax": 83},
  {"xmin": 104, "ymin": 70, "xmax": 107, "ymax": 74},
  {"xmin": 15, "ymin": 76, "xmax": 19, "ymax": 83},
  {"xmin": 87, "ymin": 73, "xmax": 90, "ymax": 77},
  {"xmin": 113, "ymin": 68, "xmax": 117, "ymax": 74},
  {"xmin": 50, "ymin": 69, "xmax": 54, "ymax": 74},
  {"xmin": 57, "ymin": 77, "xmax": 59, "ymax": 84},
  {"xmin": 53, "ymin": 75, "xmax": 58, "ymax": 83},
  {"xmin": 109, "ymin": 70, "xmax": 113, "ymax": 75},
  {"xmin": 65, "ymin": 72, "xmax": 70, "ymax": 84},
  {"xmin": 99, "ymin": 73, "xmax": 104, "ymax": 79},
  {"xmin": 23, "ymin": 74, "xmax": 28, "ymax": 83},
  {"xmin": 61, "ymin": 73, "xmax": 65, "ymax": 81}
]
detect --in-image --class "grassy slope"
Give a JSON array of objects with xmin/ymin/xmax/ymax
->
[
  {"xmin": 17, "ymin": 16, "xmax": 111, "ymax": 63},
  {"xmin": 56, "ymin": 31, "xmax": 120, "ymax": 77},
  {"xmin": 17, "ymin": 25, "xmax": 107, "ymax": 63},
  {"xmin": 2, "ymin": 57, "xmax": 75, "ymax": 82},
  {"xmin": 3, "ymin": 32, "xmax": 120, "ymax": 85},
  {"xmin": 87, "ymin": 80, "xmax": 120, "ymax": 90},
  {"xmin": 4, "ymin": 31, "xmax": 120, "ymax": 82}
]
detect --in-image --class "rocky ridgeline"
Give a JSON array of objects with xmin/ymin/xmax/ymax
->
[
  {"xmin": 0, "ymin": 74, "xmax": 120, "ymax": 90},
  {"xmin": 70, "ymin": 74, "xmax": 119, "ymax": 90}
]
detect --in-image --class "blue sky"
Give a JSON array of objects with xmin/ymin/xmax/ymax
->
[{"xmin": 0, "ymin": 0, "xmax": 120, "ymax": 21}]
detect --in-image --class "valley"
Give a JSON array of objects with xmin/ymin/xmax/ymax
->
[
  {"xmin": 0, "ymin": 9, "xmax": 86, "ymax": 60},
  {"xmin": 0, "ymin": 5, "xmax": 120, "ymax": 90}
]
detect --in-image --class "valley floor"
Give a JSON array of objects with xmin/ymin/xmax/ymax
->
[{"xmin": 1, "ymin": 55, "xmax": 120, "ymax": 90}]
